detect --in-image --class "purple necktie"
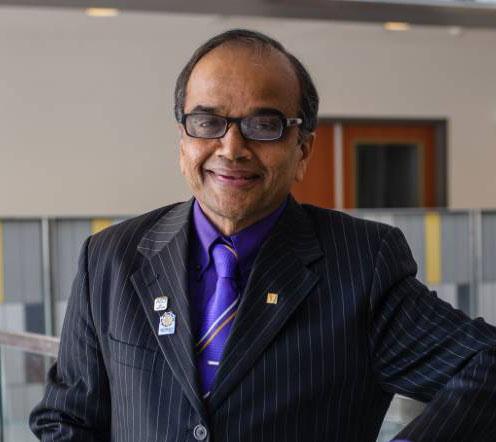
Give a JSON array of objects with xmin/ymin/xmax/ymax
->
[{"xmin": 196, "ymin": 241, "xmax": 240, "ymax": 398}]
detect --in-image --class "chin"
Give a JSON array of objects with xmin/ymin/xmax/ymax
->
[
  {"xmin": 205, "ymin": 197, "xmax": 256, "ymax": 222},
  {"xmin": 215, "ymin": 204, "xmax": 252, "ymax": 221}
]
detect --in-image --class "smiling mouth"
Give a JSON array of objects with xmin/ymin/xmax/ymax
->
[{"xmin": 205, "ymin": 169, "xmax": 261, "ymax": 185}]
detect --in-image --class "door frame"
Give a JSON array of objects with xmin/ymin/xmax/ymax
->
[{"xmin": 320, "ymin": 117, "xmax": 448, "ymax": 209}]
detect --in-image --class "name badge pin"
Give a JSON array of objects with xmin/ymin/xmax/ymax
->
[
  {"xmin": 154, "ymin": 296, "xmax": 169, "ymax": 311},
  {"xmin": 158, "ymin": 311, "xmax": 176, "ymax": 336}
]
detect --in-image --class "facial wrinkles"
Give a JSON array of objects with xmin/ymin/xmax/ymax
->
[{"xmin": 180, "ymin": 44, "xmax": 306, "ymax": 234}]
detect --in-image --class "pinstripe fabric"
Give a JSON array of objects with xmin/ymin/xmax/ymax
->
[{"xmin": 30, "ymin": 197, "xmax": 496, "ymax": 441}]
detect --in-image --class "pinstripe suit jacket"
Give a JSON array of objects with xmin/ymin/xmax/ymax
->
[{"xmin": 30, "ymin": 197, "xmax": 496, "ymax": 442}]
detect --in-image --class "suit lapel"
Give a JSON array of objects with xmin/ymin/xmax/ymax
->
[
  {"xmin": 209, "ymin": 197, "xmax": 323, "ymax": 411},
  {"xmin": 130, "ymin": 199, "xmax": 207, "ymax": 422}
]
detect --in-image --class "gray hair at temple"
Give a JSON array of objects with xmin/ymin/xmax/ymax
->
[{"xmin": 174, "ymin": 29, "xmax": 319, "ymax": 139}]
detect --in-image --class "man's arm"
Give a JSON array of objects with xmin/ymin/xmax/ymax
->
[
  {"xmin": 369, "ymin": 227, "xmax": 496, "ymax": 442},
  {"xmin": 29, "ymin": 237, "xmax": 111, "ymax": 441}
]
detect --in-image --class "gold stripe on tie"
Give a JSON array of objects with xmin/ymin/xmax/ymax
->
[
  {"xmin": 222, "ymin": 243, "xmax": 238, "ymax": 259},
  {"xmin": 0, "ymin": 222, "xmax": 4, "ymax": 303},
  {"xmin": 197, "ymin": 311, "xmax": 237, "ymax": 354},
  {"xmin": 91, "ymin": 218, "xmax": 113, "ymax": 235},
  {"xmin": 425, "ymin": 212, "xmax": 442, "ymax": 284}
]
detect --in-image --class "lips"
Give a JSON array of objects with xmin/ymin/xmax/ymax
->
[
  {"xmin": 206, "ymin": 169, "xmax": 260, "ymax": 180},
  {"xmin": 205, "ymin": 168, "xmax": 261, "ymax": 187}
]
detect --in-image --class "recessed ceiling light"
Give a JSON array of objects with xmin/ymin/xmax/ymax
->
[
  {"xmin": 84, "ymin": 8, "xmax": 120, "ymax": 17},
  {"xmin": 448, "ymin": 26, "xmax": 463, "ymax": 37},
  {"xmin": 384, "ymin": 22, "xmax": 411, "ymax": 31}
]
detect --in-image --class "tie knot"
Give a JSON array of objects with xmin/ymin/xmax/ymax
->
[{"xmin": 211, "ymin": 242, "xmax": 238, "ymax": 278}]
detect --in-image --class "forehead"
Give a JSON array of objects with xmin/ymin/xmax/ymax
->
[{"xmin": 184, "ymin": 43, "xmax": 300, "ymax": 115}]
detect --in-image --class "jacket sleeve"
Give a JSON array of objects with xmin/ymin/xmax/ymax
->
[
  {"xmin": 29, "ymin": 236, "xmax": 111, "ymax": 441},
  {"xmin": 369, "ymin": 227, "xmax": 496, "ymax": 442}
]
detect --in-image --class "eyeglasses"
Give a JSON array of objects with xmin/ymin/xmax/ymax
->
[{"xmin": 180, "ymin": 113, "xmax": 303, "ymax": 141}]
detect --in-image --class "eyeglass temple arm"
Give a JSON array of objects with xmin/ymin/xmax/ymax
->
[{"xmin": 286, "ymin": 117, "xmax": 303, "ymax": 127}]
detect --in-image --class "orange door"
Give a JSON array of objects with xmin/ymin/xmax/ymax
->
[
  {"xmin": 343, "ymin": 124, "xmax": 436, "ymax": 208},
  {"xmin": 291, "ymin": 125, "xmax": 334, "ymax": 207}
]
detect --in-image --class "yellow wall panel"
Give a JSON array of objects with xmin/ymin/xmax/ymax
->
[
  {"xmin": 425, "ymin": 212, "xmax": 442, "ymax": 284},
  {"xmin": 91, "ymin": 218, "xmax": 113, "ymax": 235},
  {"xmin": 0, "ymin": 222, "xmax": 4, "ymax": 303}
]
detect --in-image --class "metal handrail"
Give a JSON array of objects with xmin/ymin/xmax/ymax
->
[{"xmin": 0, "ymin": 330, "xmax": 59, "ymax": 357}]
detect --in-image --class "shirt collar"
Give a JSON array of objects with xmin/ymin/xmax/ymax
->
[{"xmin": 192, "ymin": 198, "xmax": 287, "ymax": 276}]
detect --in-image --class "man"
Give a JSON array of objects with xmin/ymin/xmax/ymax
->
[{"xmin": 30, "ymin": 29, "xmax": 496, "ymax": 441}]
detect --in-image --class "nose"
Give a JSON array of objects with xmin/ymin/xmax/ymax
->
[{"xmin": 216, "ymin": 122, "xmax": 252, "ymax": 161}]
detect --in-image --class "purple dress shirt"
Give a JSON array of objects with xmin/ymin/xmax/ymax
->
[{"xmin": 188, "ymin": 198, "xmax": 287, "ymax": 338}]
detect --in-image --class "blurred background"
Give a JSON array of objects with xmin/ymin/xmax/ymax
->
[{"xmin": 1, "ymin": 1, "xmax": 496, "ymax": 440}]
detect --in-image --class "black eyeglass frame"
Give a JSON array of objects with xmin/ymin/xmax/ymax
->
[{"xmin": 180, "ymin": 113, "xmax": 303, "ymax": 141}]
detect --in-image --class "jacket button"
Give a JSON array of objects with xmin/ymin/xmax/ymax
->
[{"xmin": 193, "ymin": 424, "xmax": 208, "ymax": 441}]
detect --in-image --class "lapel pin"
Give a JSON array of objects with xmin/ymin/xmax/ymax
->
[
  {"xmin": 158, "ymin": 311, "xmax": 176, "ymax": 335},
  {"xmin": 266, "ymin": 292, "xmax": 279, "ymax": 304},
  {"xmin": 154, "ymin": 296, "xmax": 168, "ymax": 311}
]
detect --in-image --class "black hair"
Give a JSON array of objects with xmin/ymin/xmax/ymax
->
[{"xmin": 174, "ymin": 29, "xmax": 319, "ymax": 137}]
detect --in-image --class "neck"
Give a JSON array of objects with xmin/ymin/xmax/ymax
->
[
  {"xmin": 202, "ymin": 213, "xmax": 257, "ymax": 236},
  {"xmin": 197, "ymin": 200, "xmax": 286, "ymax": 237}
]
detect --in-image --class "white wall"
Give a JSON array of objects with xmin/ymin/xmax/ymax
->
[{"xmin": 1, "ymin": 8, "xmax": 495, "ymax": 216}]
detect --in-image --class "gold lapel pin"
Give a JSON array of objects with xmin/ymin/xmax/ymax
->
[{"xmin": 266, "ymin": 292, "xmax": 278, "ymax": 304}]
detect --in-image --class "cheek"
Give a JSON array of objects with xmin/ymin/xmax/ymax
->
[
  {"xmin": 261, "ymin": 149, "xmax": 300, "ymax": 184},
  {"xmin": 180, "ymin": 142, "xmax": 207, "ymax": 178}
]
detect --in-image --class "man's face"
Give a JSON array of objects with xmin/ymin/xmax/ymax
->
[{"xmin": 179, "ymin": 43, "xmax": 313, "ymax": 233}]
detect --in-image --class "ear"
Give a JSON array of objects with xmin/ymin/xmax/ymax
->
[
  {"xmin": 178, "ymin": 123, "xmax": 188, "ymax": 154},
  {"xmin": 178, "ymin": 124, "xmax": 186, "ymax": 176},
  {"xmin": 178, "ymin": 123, "xmax": 186, "ymax": 138},
  {"xmin": 295, "ymin": 132, "xmax": 315, "ymax": 183}
]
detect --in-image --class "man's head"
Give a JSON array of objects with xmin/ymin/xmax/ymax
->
[{"xmin": 175, "ymin": 29, "xmax": 319, "ymax": 235}]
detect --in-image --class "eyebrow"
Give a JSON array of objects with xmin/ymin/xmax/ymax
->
[
  {"xmin": 190, "ymin": 105, "xmax": 217, "ymax": 113},
  {"xmin": 251, "ymin": 107, "xmax": 285, "ymax": 117},
  {"xmin": 188, "ymin": 105, "xmax": 285, "ymax": 117}
]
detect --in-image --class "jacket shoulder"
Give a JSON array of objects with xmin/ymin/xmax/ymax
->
[{"xmin": 85, "ymin": 202, "xmax": 185, "ymax": 264}]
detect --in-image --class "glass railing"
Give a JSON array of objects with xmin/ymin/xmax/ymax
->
[
  {"xmin": 378, "ymin": 396, "xmax": 425, "ymax": 441},
  {"xmin": 0, "ymin": 332, "xmax": 58, "ymax": 441}
]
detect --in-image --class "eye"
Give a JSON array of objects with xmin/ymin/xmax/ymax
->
[
  {"xmin": 193, "ymin": 116, "xmax": 208, "ymax": 126},
  {"xmin": 249, "ymin": 116, "xmax": 280, "ymax": 131},
  {"xmin": 256, "ymin": 121, "xmax": 277, "ymax": 130},
  {"xmin": 196, "ymin": 115, "xmax": 223, "ymax": 128},
  {"xmin": 198, "ymin": 118, "xmax": 213, "ymax": 128}
]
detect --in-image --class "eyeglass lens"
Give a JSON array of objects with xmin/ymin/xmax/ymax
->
[{"xmin": 185, "ymin": 114, "xmax": 283, "ymax": 140}]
